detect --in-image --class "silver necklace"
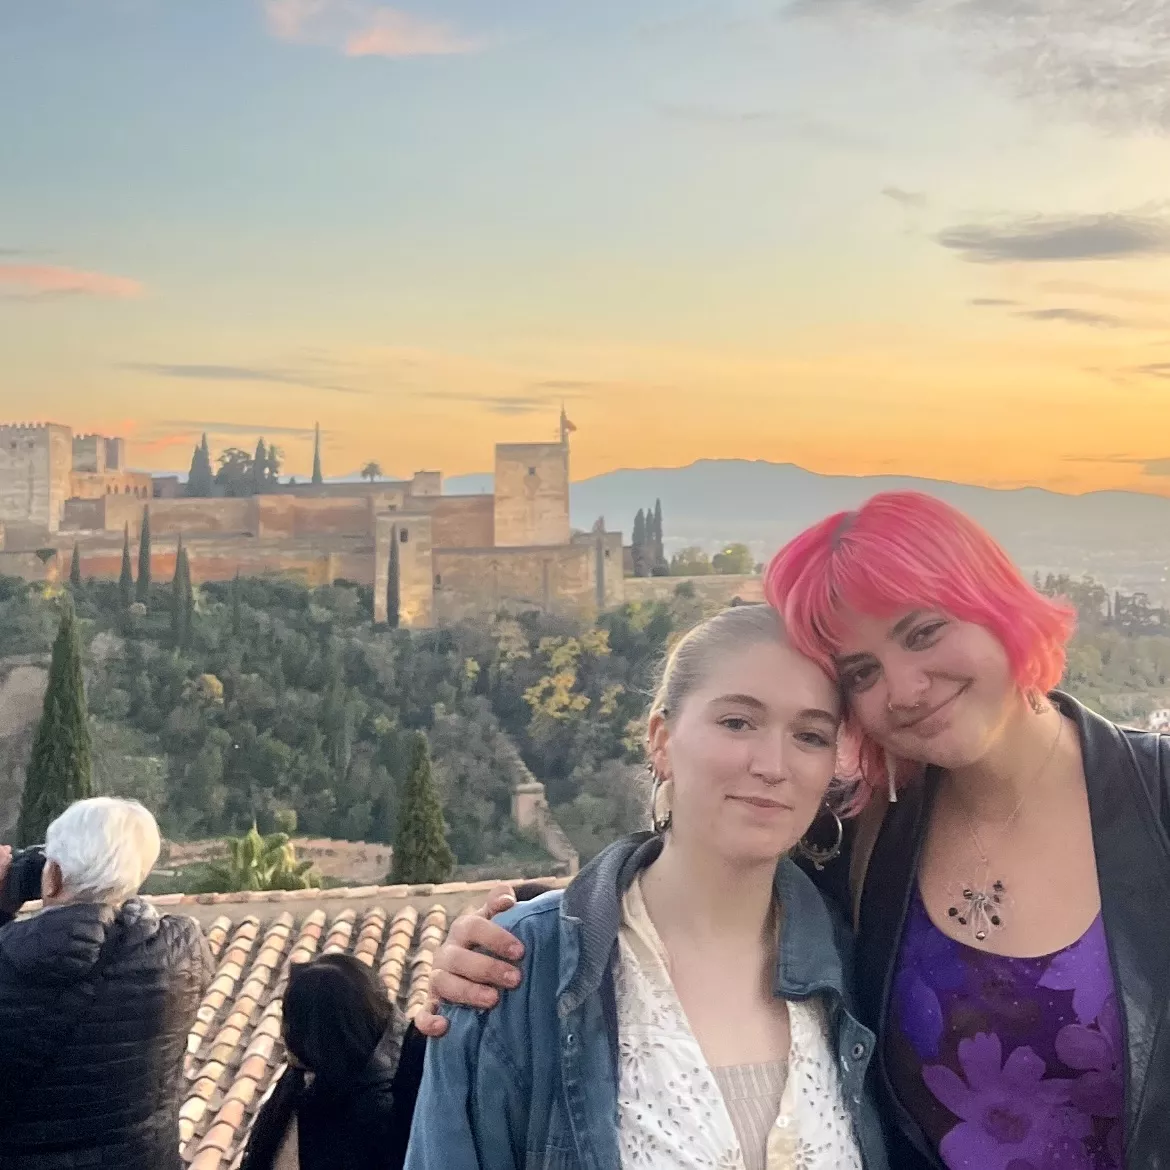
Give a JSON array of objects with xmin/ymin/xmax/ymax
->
[{"xmin": 946, "ymin": 715, "xmax": 1063, "ymax": 943}]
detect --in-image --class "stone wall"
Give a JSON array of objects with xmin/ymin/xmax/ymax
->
[
  {"xmin": 428, "ymin": 495, "xmax": 494, "ymax": 548},
  {"xmin": 0, "ymin": 659, "xmax": 50, "ymax": 843},
  {"xmin": 103, "ymin": 496, "xmax": 254, "ymax": 539},
  {"xmin": 70, "ymin": 471, "xmax": 152, "ymax": 501},
  {"xmin": 61, "ymin": 499, "xmax": 105, "ymax": 530},
  {"xmin": 255, "ymin": 495, "xmax": 372, "ymax": 540},
  {"xmin": 493, "ymin": 442, "xmax": 570, "ymax": 548},
  {"xmin": 499, "ymin": 737, "xmax": 579, "ymax": 876},
  {"xmin": 433, "ymin": 543, "xmax": 597, "ymax": 623},
  {"xmin": 163, "ymin": 837, "xmax": 393, "ymax": 885},
  {"xmin": 622, "ymin": 573, "xmax": 765, "ymax": 606}
]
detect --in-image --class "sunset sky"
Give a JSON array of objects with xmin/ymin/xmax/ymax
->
[{"xmin": 3, "ymin": 0, "xmax": 1170, "ymax": 492}]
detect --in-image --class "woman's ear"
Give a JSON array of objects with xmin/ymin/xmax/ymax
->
[
  {"xmin": 647, "ymin": 710, "xmax": 670, "ymax": 779},
  {"xmin": 40, "ymin": 859, "xmax": 64, "ymax": 902}
]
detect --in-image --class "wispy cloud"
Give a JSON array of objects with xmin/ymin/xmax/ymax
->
[
  {"xmin": 882, "ymin": 186, "xmax": 927, "ymax": 209},
  {"xmin": 0, "ymin": 264, "xmax": 142, "ymax": 300},
  {"xmin": 1018, "ymin": 307, "xmax": 1129, "ymax": 329},
  {"xmin": 159, "ymin": 420, "xmax": 323, "ymax": 439},
  {"xmin": 788, "ymin": 0, "xmax": 1170, "ymax": 135},
  {"xmin": 122, "ymin": 361, "xmax": 367, "ymax": 395},
  {"xmin": 1067, "ymin": 451, "xmax": 1170, "ymax": 476},
  {"xmin": 422, "ymin": 390, "xmax": 571, "ymax": 416},
  {"xmin": 263, "ymin": 0, "xmax": 484, "ymax": 58},
  {"xmin": 969, "ymin": 297, "xmax": 1019, "ymax": 307},
  {"xmin": 1040, "ymin": 279, "xmax": 1170, "ymax": 306},
  {"xmin": 937, "ymin": 212, "xmax": 1170, "ymax": 264},
  {"xmin": 1138, "ymin": 362, "xmax": 1170, "ymax": 380},
  {"xmin": 654, "ymin": 102, "xmax": 879, "ymax": 149},
  {"xmin": 529, "ymin": 379, "xmax": 599, "ymax": 393}
]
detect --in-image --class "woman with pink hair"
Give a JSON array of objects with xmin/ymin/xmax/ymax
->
[{"xmin": 415, "ymin": 492, "xmax": 1170, "ymax": 1170}]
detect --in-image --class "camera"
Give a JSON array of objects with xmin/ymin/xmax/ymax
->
[{"xmin": 1, "ymin": 845, "xmax": 46, "ymax": 916}]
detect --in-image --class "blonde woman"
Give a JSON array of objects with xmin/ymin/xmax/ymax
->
[{"xmin": 405, "ymin": 605, "xmax": 888, "ymax": 1170}]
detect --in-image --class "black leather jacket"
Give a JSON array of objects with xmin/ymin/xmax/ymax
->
[{"xmin": 803, "ymin": 691, "xmax": 1170, "ymax": 1170}]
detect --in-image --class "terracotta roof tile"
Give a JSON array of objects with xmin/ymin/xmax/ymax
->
[{"xmin": 174, "ymin": 876, "xmax": 567, "ymax": 1168}]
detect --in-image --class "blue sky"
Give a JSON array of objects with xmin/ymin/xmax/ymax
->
[{"xmin": 3, "ymin": 0, "xmax": 1170, "ymax": 489}]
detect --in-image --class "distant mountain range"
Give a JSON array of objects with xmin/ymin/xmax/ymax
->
[{"xmin": 447, "ymin": 460, "xmax": 1170, "ymax": 599}]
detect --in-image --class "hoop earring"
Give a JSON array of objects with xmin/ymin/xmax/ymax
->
[
  {"xmin": 649, "ymin": 769, "xmax": 673, "ymax": 835},
  {"xmin": 796, "ymin": 808, "xmax": 844, "ymax": 871}
]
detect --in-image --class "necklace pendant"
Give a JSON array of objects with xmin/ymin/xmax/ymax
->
[{"xmin": 947, "ymin": 879, "xmax": 1008, "ymax": 944}]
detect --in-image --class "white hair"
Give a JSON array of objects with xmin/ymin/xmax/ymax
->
[{"xmin": 44, "ymin": 798, "xmax": 161, "ymax": 904}]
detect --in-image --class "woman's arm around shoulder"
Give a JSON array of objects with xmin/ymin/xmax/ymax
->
[{"xmin": 405, "ymin": 898, "xmax": 560, "ymax": 1170}]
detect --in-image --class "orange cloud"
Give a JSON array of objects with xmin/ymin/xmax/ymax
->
[
  {"xmin": 264, "ymin": 0, "xmax": 480, "ymax": 58},
  {"xmin": 345, "ymin": 10, "xmax": 478, "ymax": 57},
  {"xmin": 0, "ymin": 264, "xmax": 142, "ymax": 299}
]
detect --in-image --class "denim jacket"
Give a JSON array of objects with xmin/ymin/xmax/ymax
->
[{"xmin": 405, "ymin": 833, "xmax": 890, "ymax": 1170}]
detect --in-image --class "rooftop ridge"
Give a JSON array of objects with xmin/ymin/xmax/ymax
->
[{"xmin": 16, "ymin": 875, "xmax": 566, "ymax": 916}]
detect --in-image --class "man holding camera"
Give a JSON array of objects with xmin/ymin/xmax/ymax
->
[{"xmin": 0, "ymin": 798, "xmax": 213, "ymax": 1169}]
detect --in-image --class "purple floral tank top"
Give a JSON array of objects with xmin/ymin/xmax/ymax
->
[{"xmin": 886, "ymin": 888, "xmax": 1124, "ymax": 1169}]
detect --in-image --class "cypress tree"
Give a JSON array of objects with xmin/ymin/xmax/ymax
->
[
  {"xmin": 631, "ymin": 509, "xmax": 647, "ymax": 577},
  {"xmin": 171, "ymin": 536, "xmax": 191, "ymax": 650},
  {"xmin": 185, "ymin": 434, "xmax": 214, "ymax": 497},
  {"xmin": 17, "ymin": 599, "xmax": 93, "ymax": 845},
  {"xmin": 119, "ymin": 524, "xmax": 134, "ymax": 609},
  {"xmin": 181, "ymin": 545, "xmax": 194, "ymax": 648},
  {"xmin": 136, "ymin": 506, "xmax": 152, "ymax": 602},
  {"xmin": 69, "ymin": 544, "xmax": 82, "ymax": 588},
  {"xmin": 253, "ymin": 438, "xmax": 268, "ymax": 495},
  {"xmin": 230, "ymin": 572, "xmax": 243, "ymax": 638},
  {"xmin": 312, "ymin": 423, "xmax": 323, "ymax": 485},
  {"xmin": 653, "ymin": 499, "xmax": 665, "ymax": 571},
  {"xmin": 386, "ymin": 526, "xmax": 400, "ymax": 629},
  {"xmin": 390, "ymin": 733, "xmax": 454, "ymax": 884}
]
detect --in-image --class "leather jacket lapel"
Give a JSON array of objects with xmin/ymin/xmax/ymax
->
[{"xmin": 1058, "ymin": 694, "xmax": 1170, "ymax": 1157}]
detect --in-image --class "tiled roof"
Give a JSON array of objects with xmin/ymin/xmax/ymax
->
[{"xmin": 170, "ymin": 878, "xmax": 568, "ymax": 1168}]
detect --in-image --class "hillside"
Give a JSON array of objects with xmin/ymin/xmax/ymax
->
[{"xmin": 449, "ymin": 461, "xmax": 1170, "ymax": 601}]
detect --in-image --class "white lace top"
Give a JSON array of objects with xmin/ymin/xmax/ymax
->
[{"xmin": 614, "ymin": 878, "xmax": 864, "ymax": 1170}]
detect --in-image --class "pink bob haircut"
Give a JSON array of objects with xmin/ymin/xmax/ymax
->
[{"xmin": 764, "ymin": 491, "xmax": 1076, "ymax": 806}]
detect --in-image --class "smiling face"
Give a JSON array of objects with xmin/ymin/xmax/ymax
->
[
  {"xmin": 833, "ymin": 608, "xmax": 1020, "ymax": 770},
  {"xmin": 650, "ymin": 635, "xmax": 841, "ymax": 867}
]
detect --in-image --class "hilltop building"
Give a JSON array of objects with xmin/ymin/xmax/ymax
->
[{"xmin": 0, "ymin": 413, "xmax": 624, "ymax": 627}]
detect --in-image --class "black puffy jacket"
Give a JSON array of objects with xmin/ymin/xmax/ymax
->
[{"xmin": 0, "ymin": 897, "xmax": 213, "ymax": 1170}]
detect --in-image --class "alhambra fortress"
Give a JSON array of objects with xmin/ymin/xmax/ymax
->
[{"xmin": 0, "ymin": 414, "xmax": 638, "ymax": 625}]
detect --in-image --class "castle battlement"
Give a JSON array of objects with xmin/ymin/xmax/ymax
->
[{"xmin": 1, "ymin": 422, "xmax": 70, "ymax": 434}]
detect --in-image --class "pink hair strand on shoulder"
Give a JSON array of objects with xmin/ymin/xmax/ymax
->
[{"xmin": 763, "ymin": 491, "xmax": 1076, "ymax": 805}]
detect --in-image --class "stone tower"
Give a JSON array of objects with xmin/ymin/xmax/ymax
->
[
  {"xmin": 492, "ymin": 414, "xmax": 571, "ymax": 548},
  {"xmin": 0, "ymin": 423, "xmax": 73, "ymax": 534}
]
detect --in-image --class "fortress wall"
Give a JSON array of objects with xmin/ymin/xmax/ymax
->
[
  {"xmin": 433, "ymin": 544, "xmax": 595, "ymax": 623},
  {"xmin": 61, "ymin": 499, "xmax": 105, "ymax": 530},
  {"xmin": 103, "ymin": 496, "xmax": 254, "ymax": 538},
  {"xmin": 427, "ymin": 495, "xmax": 494, "ymax": 548},
  {"xmin": 69, "ymin": 471, "xmax": 152, "ymax": 500},
  {"xmin": 255, "ymin": 495, "xmax": 372, "ymax": 539}
]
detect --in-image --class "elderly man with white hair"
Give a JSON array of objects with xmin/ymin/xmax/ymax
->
[{"xmin": 0, "ymin": 797, "xmax": 213, "ymax": 1170}]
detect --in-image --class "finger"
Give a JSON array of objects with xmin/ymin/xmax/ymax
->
[
  {"xmin": 448, "ymin": 916, "xmax": 525, "ymax": 961},
  {"xmin": 431, "ymin": 969, "xmax": 504, "ymax": 1011},
  {"xmin": 413, "ymin": 1001, "xmax": 450, "ymax": 1038},
  {"xmin": 483, "ymin": 884, "xmax": 516, "ymax": 917},
  {"xmin": 438, "ymin": 938, "xmax": 522, "ymax": 989}
]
